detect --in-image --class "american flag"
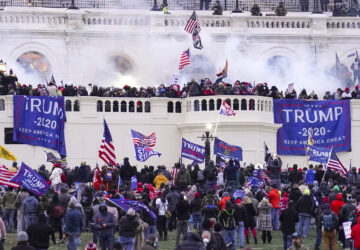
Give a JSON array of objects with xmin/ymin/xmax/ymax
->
[
  {"xmin": 184, "ymin": 11, "xmax": 201, "ymax": 34},
  {"xmin": 99, "ymin": 119, "xmax": 116, "ymax": 166},
  {"xmin": 131, "ymin": 130, "xmax": 157, "ymax": 148},
  {"xmin": 44, "ymin": 151, "xmax": 58, "ymax": 163},
  {"xmin": 219, "ymin": 100, "xmax": 236, "ymax": 116},
  {"xmin": 0, "ymin": 165, "xmax": 19, "ymax": 188},
  {"xmin": 326, "ymin": 148, "xmax": 347, "ymax": 176},
  {"xmin": 179, "ymin": 49, "xmax": 191, "ymax": 70},
  {"xmin": 257, "ymin": 169, "xmax": 271, "ymax": 185}
]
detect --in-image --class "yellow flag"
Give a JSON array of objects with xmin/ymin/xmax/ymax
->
[{"xmin": 0, "ymin": 145, "xmax": 16, "ymax": 161}]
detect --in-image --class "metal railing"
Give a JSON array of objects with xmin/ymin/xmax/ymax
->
[{"xmin": 0, "ymin": 0, "xmax": 337, "ymax": 12}]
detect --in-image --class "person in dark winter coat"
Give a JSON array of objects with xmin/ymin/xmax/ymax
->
[
  {"xmin": 289, "ymin": 184, "xmax": 302, "ymax": 204},
  {"xmin": 243, "ymin": 196, "xmax": 257, "ymax": 244},
  {"xmin": 175, "ymin": 167, "xmax": 191, "ymax": 192},
  {"xmin": 258, "ymin": 198, "xmax": 273, "ymax": 244},
  {"xmin": 219, "ymin": 201, "xmax": 237, "ymax": 250},
  {"xmin": 27, "ymin": 214, "xmax": 55, "ymax": 249},
  {"xmin": 175, "ymin": 232, "xmax": 205, "ymax": 250},
  {"xmin": 296, "ymin": 189, "xmax": 314, "ymax": 238},
  {"xmin": 118, "ymin": 208, "xmax": 139, "ymax": 250},
  {"xmin": 268, "ymin": 154, "xmax": 282, "ymax": 189},
  {"xmin": 280, "ymin": 200, "xmax": 298, "ymax": 250},
  {"xmin": 95, "ymin": 203, "xmax": 116, "ymax": 250},
  {"xmin": 234, "ymin": 199, "xmax": 247, "ymax": 248},
  {"xmin": 191, "ymin": 192, "xmax": 203, "ymax": 230},
  {"xmin": 320, "ymin": 203, "xmax": 338, "ymax": 250},
  {"xmin": 141, "ymin": 234, "xmax": 157, "ymax": 250},
  {"xmin": 166, "ymin": 185, "xmax": 180, "ymax": 231},
  {"xmin": 175, "ymin": 196, "xmax": 191, "ymax": 246},
  {"xmin": 288, "ymin": 165, "xmax": 303, "ymax": 186},
  {"xmin": 11, "ymin": 231, "xmax": 36, "ymax": 250},
  {"xmin": 46, "ymin": 195, "xmax": 64, "ymax": 242},
  {"xmin": 120, "ymin": 158, "xmax": 134, "ymax": 190},
  {"xmin": 224, "ymin": 160, "xmax": 238, "ymax": 194}
]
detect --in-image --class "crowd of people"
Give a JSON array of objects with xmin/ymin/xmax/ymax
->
[
  {"xmin": 0, "ymin": 155, "xmax": 359, "ymax": 250},
  {"xmin": 1, "ymin": 67, "xmax": 360, "ymax": 100}
]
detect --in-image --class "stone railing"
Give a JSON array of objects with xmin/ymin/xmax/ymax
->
[{"xmin": 2, "ymin": 8, "xmax": 360, "ymax": 34}]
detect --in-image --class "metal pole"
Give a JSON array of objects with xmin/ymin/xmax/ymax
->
[
  {"xmin": 232, "ymin": 0, "xmax": 243, "ymax": 12},
  {"xmin": 205, "ymin": 131, "xmax": 211, "ymax": 166},
  {"xmin": 67, "ymin": 0, "xmax": 79, "ymax": 9}
]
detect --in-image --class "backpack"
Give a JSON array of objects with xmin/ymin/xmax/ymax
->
[
  {"xmin": 197, "ymin": 170, "xmax": 204, "ymax": 181},
  {"xmin": 323, "ymin": 213, "xmax": 334, "ymax": 231},
  {"xmin": 52, "ymin": 205, "xmax": 66, "ymax": 219},
  {"xmin": 224, "ymin": 209, "xmax": 236, "ymax": 230},
  {"xmin": 207, "ymin": 166, "xmax": 217, "ymax": 179}
]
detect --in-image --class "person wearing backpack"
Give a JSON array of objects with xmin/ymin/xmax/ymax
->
[
  {"xmin": 258, "ymin": 198, "xmax": 273, "ymax": 244},
  {"xmin": 219, "ymin": 201, "xmax": 237, "ymax": 250},
  {"xmin": 321, "ymin": 203, "xmax": 338, "ymax": 250},
  {"xmin": 47, "ymin": 194, "xmax": 65, "ymax": 242},
  {"xmin": 23, "ymin": 192, "xmax": 39, "ymax": 230},
  {"xmin": 204, "ymin": 161, "xmax": 218, "ymax": 192}
]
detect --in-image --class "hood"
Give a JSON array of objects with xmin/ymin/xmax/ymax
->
[
  {"xmin": 336, "ymin": 193, "xmax": 343, "ymax": 201},
  {"xmin": 183, "ymin": 232, "xmax": 201, "ymax": 242}
]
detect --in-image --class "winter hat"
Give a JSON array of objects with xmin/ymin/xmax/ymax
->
[
  {"xmin": 333, "ymin": 185, "xmax": 340, "ymax": 192},
  {"xmin": 304, "ymin": 189, "xmax": 310, "ymax": 196},
  {"xmin": 235, "ymin": 198, "xmax": 241, "ymax": 204},
  {"xmin": 323, "ymin": 197, "xmax": 329, "ymax": 204},
  {"xmin": 283, "ymin": 192, "xmax": 288, "ymax": 197},
  {"xmin": 127, "ymin": 208, "xmax": 135, "ymax": 216},
  {"xmin": 68, "ymin": 201, "xmax": 76, "ymax": 209},
  {"xmin": 195, "ymin": 192, "xmax": 200, "ymax": 198},
  {"xmin": 85, "ymin": 242, "xmax": 97, "ymax": 250},
  {"xmin": 17, "ymin": 231, "xmax": 28, "ymax": 241}
]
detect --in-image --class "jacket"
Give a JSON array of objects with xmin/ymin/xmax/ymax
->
[
  {"xmin": 11, "ymin": 242, "xmax": 36, "ymax": 250},
  {"xmin": 305, "ymin": 169, "xmax": 315, "ymax": 184},
  {"xmin": 175, "ymin": 169, "xmax": 191, "ymax": 187},
  {"xmin": 280, "ymin": 207, "xmax": 298, "ymax": 235},
  {"xmin": 224, "ymin": 163, "xmax": 238, "ymax": 181},
  {"xmin": 351, "ymin": 217, "xmax": 360, "ymax": 248},
  {"xmin": 269, "ymin": 188, "xmax": 280, "ymax": 208},
  {"xmin": 176, "ymin": 199, "xmax": 191, "ymax": 221},
  {"xmin": 190, "ymin": 197, "xmax": 202, "ymax": 213},
  {"xmin": 27, "ymin": 222, "xmax": 55, "ymax": 249},
  {"xmin": 118, "ymin": 214, "xmax": 139, "ymax": 238},
  {"xmin": 330, "ymin": 193, "xmax": 345, "ymax": 215},
  {"xmin": 288, "ymin": 170, "xmax": 303, "ymax": 185},
  {"xmin": 23, "ymin": 196, "xmax": 38, "ymax": 215},
  {"xmin": 50, "ymin": 167, "xmax": 63, "ymax": 185},
  {"xmin": 2, "ymin": 191, "xmax": 17, "ymax": 209},
  {"xmin": 175, "ymin": 233, "xmax": 205, "ymax": 250},
  {"xmin": 120, "ymin": 163, "xmax": 134, "ymax": 181},
  {"xmin": 219, "ymin": 208, "xmax": 236, "ymax": 230},
  {"xmin": 153, "ymin": 174, "xmax": 168, "ymax": 190},
  {"xmin": 244, "ymin": 203, "xmax": 256, "ymax": 228},
  {"xmin": 257, "ymin": 202, "xmax": 272, "ymax": 231},
  {"xmin": 77, "ymin": 164, "xmax": 91, "ymax": 183},
  {"xmin": 166, "ymin": 191, "xmax": 180, "ymax": 211},
  {"xmin": 296, "ymin": 195, "xmax": 314, "ymax": 216},
  {"xmin": 95, "ymin": 204, "xmax": 116, "ymax": 236},
  {"xmin": 218, "ymin": 196, "xmax": 231, "ymax": 210},
  {"xmin": 64, "ymin": 208, "xmax": 83, "ymax": 233}
]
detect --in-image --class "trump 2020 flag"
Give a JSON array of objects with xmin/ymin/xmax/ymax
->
[
  {"xmin": 181, "ymin": 138, "xmax": 205, "ymax": 163},
  {"xmin": 10, "ymin": 162, "xmax": 49, "ymax": 196},
  {"xmin": 131, "ymin": 130, "xmax": 161, "ymax": 162},
  {"xmin": 308, "ymin": 145, "xmax": 331, "ymax": 164},
  {"xmin": 13, "ymin": 96, "xmax": 66, "ymax": 156},
  {"xmin": 213, "ymin": 138, "xmax": 242, "ymax": 161},
  {"xmin": 219, "ymin": 100, "xmax": 236, "ymax": 116},
  {"xmin": 131, "ymin": 175, "xmax": 138, "ymax": 191}
]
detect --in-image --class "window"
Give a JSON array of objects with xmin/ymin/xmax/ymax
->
[
  {"xmin": 194, "ymin": 100, "xmax": 199, "ymax": 111},
  {"xmin": 129, "ymin": 101, "xmax": 135, "ymax": 112},
  {"xmin": 168, "ymin": 101, "xmax": 174, "ymax": 113},
  {"xmin": 4, "ymin": 128, "xmax": 22, "ymax": 144},
  {"xmin": 145, "ymin": 101, "xmax": 151, "ymax": 113},
  {"xmin": 97, "ymin": 101, "xmax": 103, "ymax": 112},
  {"xmin": 216, "ymin": 99, "xmax": 222, "ymax": 110},
  {"xmin": 65, "ymin": 100, "xmax": 72, "ymax": 112},
  {"xmin": 0, "ymin": 99, "xmax": 5, "ymax": 111},
  {"xmin": 209, "ymin": 99, "xmax": 215, "ymax": 111},
  {"xmin": 137, "ymin": 101, "xmax": 143, "ymax": 112},
  {"xmin": 73, "ymin": 100, "xmax": 80, "ymax": 112},
  {"xmin": 113, "ymin": 101, "xmax": 119, "ymax": 112},
  {"xmin": 175, "ymin": 101, "xmax": 181, "ymax": 113},
  {"xmin": 105, "ymin": 101, "xmax": 111, "ymax": 112},
  {"xmin": 201, "ymin": 100, "xmax": 207, "ymax": 111},
  {"xmin": 233, "ymin": 99, "xmax": 239, "ymax": 110},
  {"xmin": 121, "ymin": 101, "xmax": 127, "ymax": 112}
]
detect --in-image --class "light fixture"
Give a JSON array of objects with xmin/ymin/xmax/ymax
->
[{"xmin": 0, "ymin": 60, "xmax": 6, "ymax": 72}]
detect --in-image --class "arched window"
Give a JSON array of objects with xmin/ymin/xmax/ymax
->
[
  {"xmin": 175, "ymin": 101, "xmax": 181, "ymax": 113},
  {"xmin": 73, "ymin": 100, "xmax": 80, "ymax": 112},
  {"xmin": 249, "ymin": 99, "xmax": 255, "ymax": 111},
  {"xmin": 225, "ymin": 98, "xmax": 231, "ymax": 107},
  {"xmin": 168, "ymin": 101, "xmax": 174, "ymax": 113},
  {"xmin": 129, "ymin": 101, "xmax": 135, "ymax": 112},
  {"xmin": 113, "ymin": 101, "xmax": 119, "ymax": 112},
  {"xmin": 65, "ymin": 100, "xmax": 72, "ymax": 112},
  {"xmin": 241, "ymin": 99, "xmax": 247, "ymax": 110},
  {"xmin": 209, "ymin": 99, "xmax": 215, "ymax": 111},
  {"xmin": 105, "ymin": 101, "xmax": 111, "ymax": 112},
  {"xmin": 145, "ymin": 101, "xmax": 151, "ymax": 113},
  {"xmin": 233, "ymin": 99, "xmax": 239, "ymax": 110},
  {"xmin": 0, "ymin": 99, "xmax": 4, "ymax": 111},
  {"xmin": 97, "ymin": 100, "xmax": 103, "ymax": 112},
  {"xmin": 194, "ymin": 100, "xmax": 199, "ymax": 111},
  {"xmin": 201, "ymin": 100, "xmax": 207, "ymax": 111},
  {"xmin": 137, "ymin": 101, "xmax": 143, "ymax": 112},
  {"xmin": 216, "ymin": 99, "xmax": 222, "ymax": 110},
  {"xmin": 121, "ymin": 101, "xmax": 127, "ymax": 112}
]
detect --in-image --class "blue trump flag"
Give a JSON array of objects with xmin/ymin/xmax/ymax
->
[
  {"xmin": 181, "ymin": 138, "xmax": 205, "ymax": 163},
  {"xmin": 10, "ymin": 162, "xmax": 49, "ymax": 196},
  {"xmin": 131, "ymin": 130, "xmax": 161, "ymax": 162},
  {"xmin": 308, "ymin": 145, "xmax": 332, "ymax": 164},
  {"xmin": 214, "ymin": 138, "xmax": 242, "ymax": 161},
  {"xmin": 274, "ymin": 99, "xmax": 351, "ymax": 155},
  {"xmin": 107, "ymin": 198, "xmax": 157, "ymax": 220},
  {"xmin": 13, "ymin": 96, "xmax": 66, "ymax": 156},
  {"xmin": 131, "ymin": 175, "xmax": 138, "ymax": 191}
]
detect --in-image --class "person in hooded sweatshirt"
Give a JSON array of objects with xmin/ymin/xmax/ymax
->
[
  {"xmin": 118, "ymin": 208, "xmax": 139, "ymax": 250},
  {"xmin": 280, "ymin": 200, "xmax": 298, "ymax": 250},
  {"xmin": 321, "ymin": 203, "xmax": 338, "ymax": 250},
  {"xmin": 296, "ymin": 189, "xmax": 314, "ymax": 238},
  {"xmin": 175, "ymin": 195, "xmax": 191, "ymax": 247},
  {"xmin": 175, "ymin": 166, "xmax": 191, "ymax": 192},
  {"xmin": 120, "ymin": 157, "xmax": 134, "ymax": 190},
  {"xmin": 351, "ymin": 216, "xmax": 360, "ymax": 250},
  {"xmin": 331, "ymin": 193, "xmax": 345, "ymax": 216},
  {"xmin": 175, "ymin": 232, "xmax": 205, "ymax": 250},
  {"xmin": 95, "ymin": 203, "xmax": 116, "ymax": 250}
]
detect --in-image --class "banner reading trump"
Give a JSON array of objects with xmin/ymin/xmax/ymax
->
[
  {"xmin": 181, "ymin": 138, "xmax": 205, "ymax": 163},
  {"xmin": 10, "ymin": 162, "xmax": 49, "ymax": 196},
  {"xmin": 13, "ymin": 96, "xmax": 66, "ymax": 156},
  {"xmin": 214, "ymin": 138, "xmax": 242, "ymax": 161},
  {"xmin": 274, "ymin": 99, "xmax": 351, "ymax": 155}
]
